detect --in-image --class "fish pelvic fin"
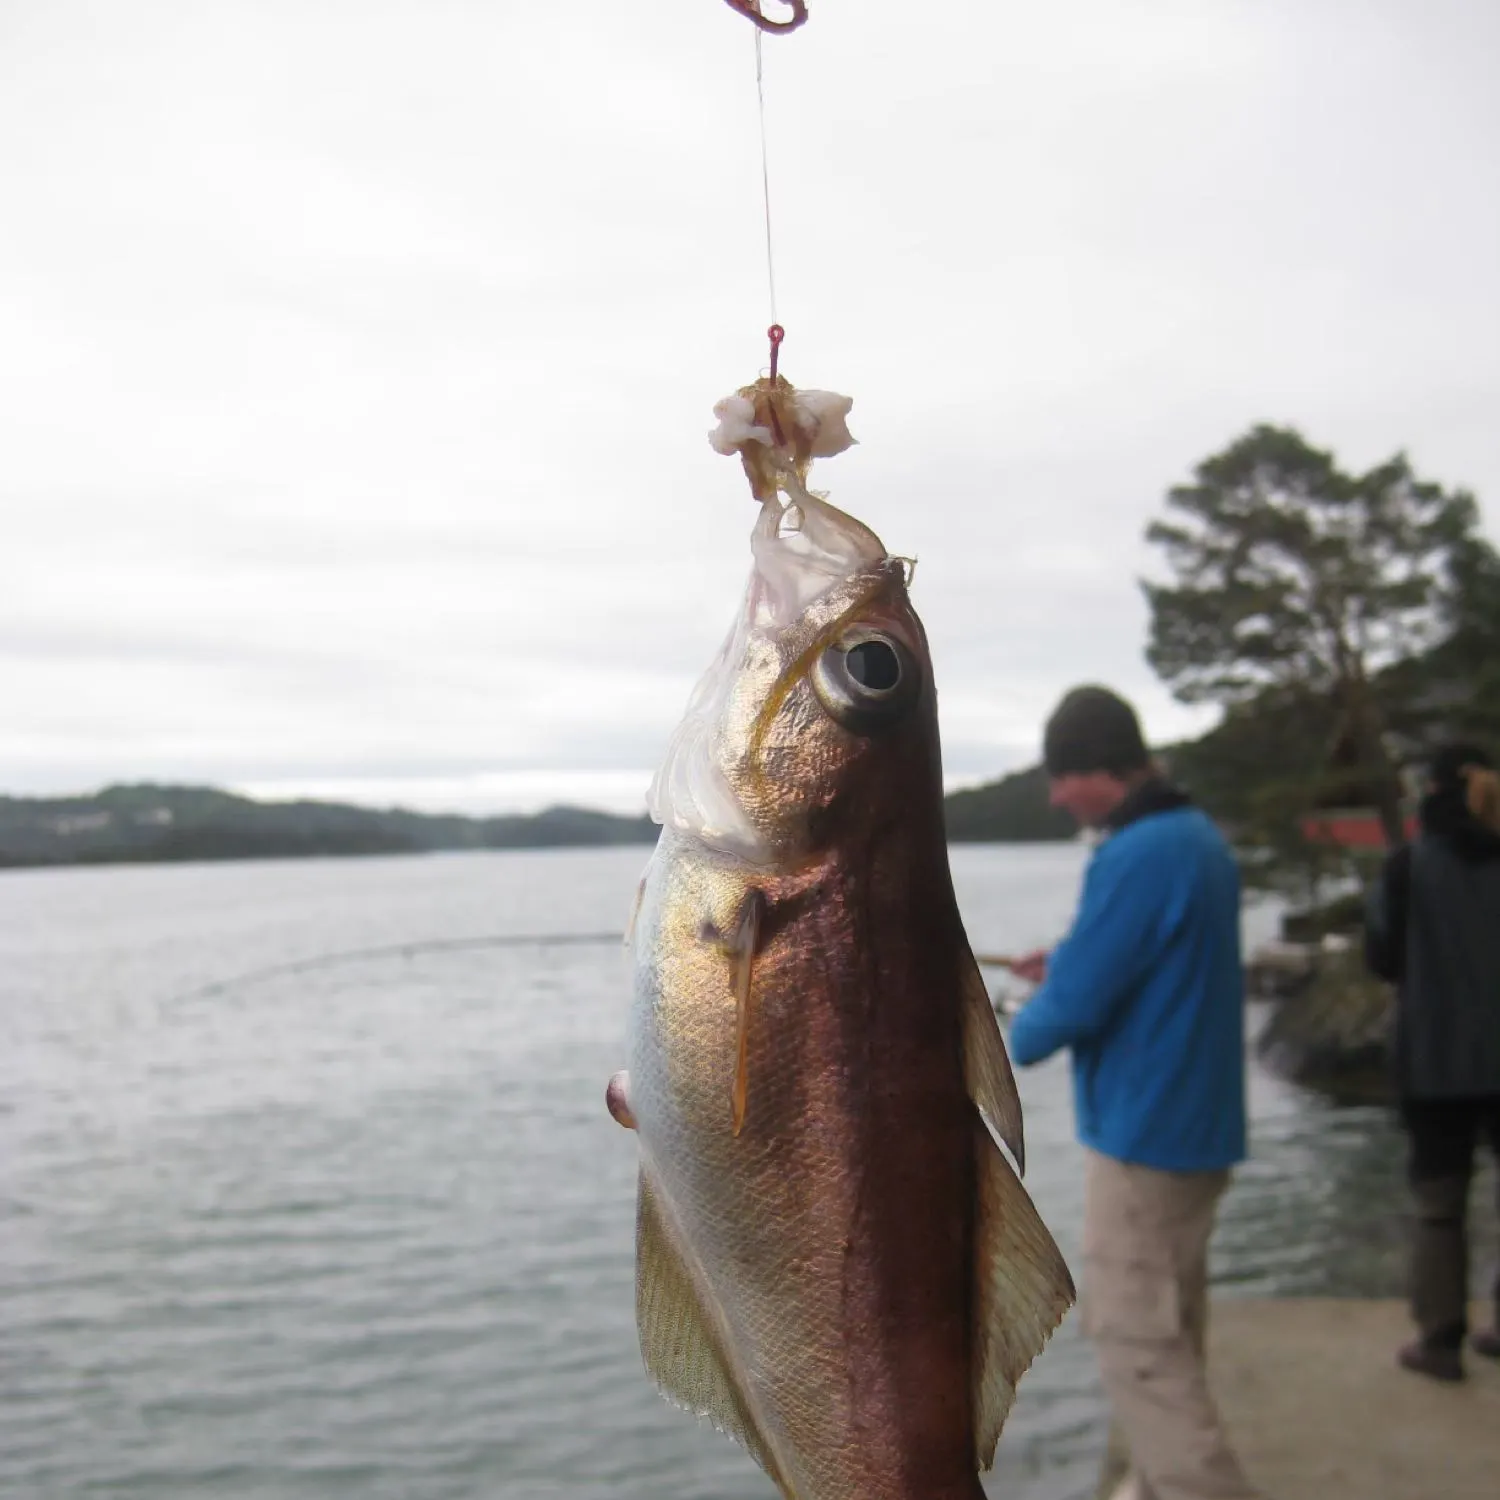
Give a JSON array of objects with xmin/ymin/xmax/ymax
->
[
  {"xmin": 606, "ymin": 1071, "xmax": 636, "ymax": 1130},
  {"xmin": 961, "ymin": 949, "xmax": 1026, "ymax": 1175},
  {"xmin": 971, "ymin": 1109, "xmax": 1076, "ymax": 1470},
  {"xmin": 635, "ymin": 1168, "xmax": 788, "ymax": 1488}
]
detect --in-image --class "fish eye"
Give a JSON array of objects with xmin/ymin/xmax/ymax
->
[
  {"xmin": 811, "ymin": 629, "xmax": 919, "ymax": 734},
  {"xmin": 846, "ymin": 640, "xmax": 901, "ymax": 692}
]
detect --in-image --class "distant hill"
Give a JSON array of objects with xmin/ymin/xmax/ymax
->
[
  {"xmin": 0, "ymin": 784, "xmax": 658, "ymax": 869},
  {"xmin": 0, "ymin": 770, "xmax": 1074, "ymax": 871},
  {"xmin": 944, "ymin": 764, "xmax": 1076, "ymax": 843}
]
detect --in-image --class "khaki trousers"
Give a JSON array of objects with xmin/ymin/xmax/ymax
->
[{"xmin": 1082, "ymin": 1149, "xmax": 1257, "ymax": 1500}]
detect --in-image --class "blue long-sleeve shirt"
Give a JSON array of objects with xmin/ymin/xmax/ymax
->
[{"xmin": 1007, "ymin": 804, "xmax": 1247, "ymax": 1172}]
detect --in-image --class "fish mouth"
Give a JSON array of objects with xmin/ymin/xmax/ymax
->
[{"xmin": 648, "ymin": 483, "xmax": 894, "ymax": 861}]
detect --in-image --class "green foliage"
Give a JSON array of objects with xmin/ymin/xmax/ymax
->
[
  {"xmin": 1383, "ymin": 535, "xmax": 1500, "ymax": 748},
  {"xmin": 1143, "ymin": 425, "xmax": 1484, "ymax": 852},
  {"xmin": 1160, "ymin": 692, "xmax": 1345, "ymax": 894},
  {"xmin": 1143, "ymin": 425, "xmax": 1476, "ymax": 706}
]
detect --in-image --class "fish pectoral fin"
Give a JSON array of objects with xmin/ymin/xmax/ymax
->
[
  {"xmin": 725, "ymin": 890, "xmax": 766, "ymax": 1138},
  {"xmin": 971, "ymin": 1109, "xmax": 1075, "ymax": 1470},
  {"xmin": 961, "ymin": 949, "xmax": 1027, "ymax": 1175},
  {"xmin": 624, "ymin": 873, "xmax": 648, "ymax": 949},
  {"xmin": 635, "ymin": 1169, "xmax": 785, "ymax": 1486}
]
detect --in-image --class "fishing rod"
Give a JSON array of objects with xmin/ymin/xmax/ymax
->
[
  {"xmin": 173, "ymin": 937, "xmax": 1028, "ymax": 1010},
  {"xmin": 976, "ymin": 953, "xmax": 1024, "ymax": 974},
  {"xmin": 167, "ymin": 930, "xmax": 626, "ymax": 1008}
]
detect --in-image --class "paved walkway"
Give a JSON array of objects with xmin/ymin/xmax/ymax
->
[{"xmin": 1095, "ymin": 1299, "xmax": 1499, "ymax": 1499}]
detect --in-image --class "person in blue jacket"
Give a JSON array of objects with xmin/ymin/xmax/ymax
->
[{"xmin": 1007, "ymin": 685, "xmax": 1255, "ymax": 1500}]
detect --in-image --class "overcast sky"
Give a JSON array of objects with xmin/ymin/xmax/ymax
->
[{"xmin": 3, "ymin": 0, "xmax": 1497, "ymax": 815}]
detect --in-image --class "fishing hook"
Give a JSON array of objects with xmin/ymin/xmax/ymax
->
[{"xmin": 722, "ymin": 1, "xmax": 809, "ymax": 35}]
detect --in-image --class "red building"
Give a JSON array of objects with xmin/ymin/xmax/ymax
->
[{"xmin": 1299, "ymin": 809, "xmax": 1416, "ymax": 849}]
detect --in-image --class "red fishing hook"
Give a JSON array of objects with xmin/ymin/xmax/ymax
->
[
  {"xmin": 766, "ymin": 324, "xmax": 787, "ymax": 445},
  {"xmin": 722, "ymin": 1, "xmax": 809, "ymax": 35}
]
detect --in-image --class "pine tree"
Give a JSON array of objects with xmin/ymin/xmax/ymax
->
[{"xmin": 1143, "ymin": 425, "xmax": 1481, "ymax": 848}]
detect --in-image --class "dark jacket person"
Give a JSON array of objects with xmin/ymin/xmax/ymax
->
[{"xmin": 1365, "ymin": 742, "xmax": 1500, "ymax": 1379}]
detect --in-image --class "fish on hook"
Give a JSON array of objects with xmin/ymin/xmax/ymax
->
[{"xmin": 607, "ymin": 376, "xmax": 1075, "ymax": 1500}]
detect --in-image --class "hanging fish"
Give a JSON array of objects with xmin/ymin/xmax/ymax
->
[{"xmin": 608, "ymin": 374, "xmax": 1073, "ymax": 1500}]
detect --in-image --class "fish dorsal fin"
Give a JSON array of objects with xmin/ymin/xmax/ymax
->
[
  {"xmin": 971, "ymin": 1110, "xmax": 1076, "ymax": 1469},
  {"xmin": 961, "ymin": 951, "xmax": 1027, "ymax": 1175},
  {"xmin": 634, "ymin": 1169, "xmax": 786, "ymax": 1487}
]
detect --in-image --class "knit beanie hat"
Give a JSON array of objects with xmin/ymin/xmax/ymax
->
[
  {"xmin": 1426, "ymin": 742, "xmax": 1500, "ymax": 834},
  {"xmin": 1427, "ymin": 741, "xmax": 1493, "ymax": 794},
  {"xmin": 1043, "ymin": 685, "xmax": 1150, "ymax": 777}
]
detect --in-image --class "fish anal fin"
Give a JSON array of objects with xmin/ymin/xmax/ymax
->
[
  {"xmin": 961, "ymin": 951, "xmax": 1026, "ymax": 1175},
  {"xmin": 971, "ymin": 1109, "xmax": 1075, "ymax": 1470},
  {"xmin": 635, "ymin": 1169, "xmax": 784, "ymax": 1484}
]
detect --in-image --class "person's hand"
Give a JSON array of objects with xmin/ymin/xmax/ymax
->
[{"xmin": 1006, "ymin": 949, "xmax": 1048, "ymax": 986}]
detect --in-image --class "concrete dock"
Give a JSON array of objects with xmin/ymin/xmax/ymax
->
[{"xmin": 1095, "ymin": 1300, "xmax": 1499, "ymax": 1499}]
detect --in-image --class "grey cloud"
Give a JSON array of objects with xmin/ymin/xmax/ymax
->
[{"xmin": 2, "ymin": 0, "xmax": 1496, "ymax": 811}]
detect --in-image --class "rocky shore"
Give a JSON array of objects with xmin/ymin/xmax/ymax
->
[{"xmin": 1251, "ymin": 944, "xmax": 1395, "ymax": 1105}]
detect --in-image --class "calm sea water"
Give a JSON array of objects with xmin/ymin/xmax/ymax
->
[{"xmin": 1, "ymin": 845, "xmax": 1418, "ymax": 1500}]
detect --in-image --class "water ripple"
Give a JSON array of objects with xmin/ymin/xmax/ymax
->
[{"xmin": 0, "ymin": 849, "xmax": 1425, "ymax": 1500}]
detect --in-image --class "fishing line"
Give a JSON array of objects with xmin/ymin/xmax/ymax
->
[
  {"xmin": 724, "ymin": 2, "xmax": 803, "ymax": 380},
  {"xmin": 755, "ymin": 27, "xmax": 779, "ymax": 330},
  {"xmin": 166, "ymin": 930, "xmax": 626, "ymax": 1010}
]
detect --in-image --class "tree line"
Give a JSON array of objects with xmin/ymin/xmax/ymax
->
[
  {"xmin": 5, "ymin": 435, "xmax": 1489, "ymax": 874},
  {"xmin": 1142, "ymin": 423, "xmax": 1495, "ymax": 891}
]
